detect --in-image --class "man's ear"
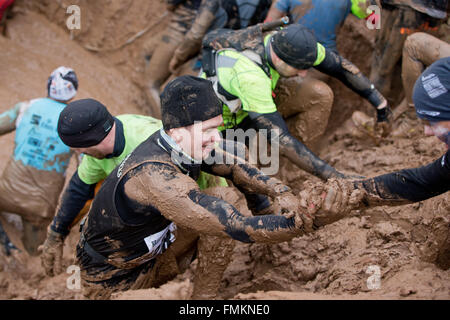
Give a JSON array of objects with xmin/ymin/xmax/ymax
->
[{"xmin": 170, "ymin": 129, "xmax": 183, "ymax": 144}]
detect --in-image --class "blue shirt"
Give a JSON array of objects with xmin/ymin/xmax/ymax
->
[
  {"xmin": 276, "ymin": 0, "xmax": 353, "ymax": 51},
  {"xmin": 14, "ymin": 98, "xmax": 71, "ymax": 174}
]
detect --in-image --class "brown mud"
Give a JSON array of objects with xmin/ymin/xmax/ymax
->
[{"xmin": 0, "ymin": 2, "xmax": 448, "ymax": 300}]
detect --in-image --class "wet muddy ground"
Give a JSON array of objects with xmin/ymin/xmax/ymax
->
[{"xmin": 0, "ymin": 1, "xmax": 448, "ymax": 300}]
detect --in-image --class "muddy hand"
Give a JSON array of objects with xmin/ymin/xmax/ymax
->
[
  {"xmin": 313, "ymin": 178, "xmax": 365, "ymax": 227},
  {"xmin": 38, "ymin": 228, "xmax": 65, "ymax": 277},
  {"xmin": 298, "ymin": 180, "xmax": 328, "ymax": 231},
  {"xmin": 272, "ymin": 192, "xmax": 300, "ymax": 218}
]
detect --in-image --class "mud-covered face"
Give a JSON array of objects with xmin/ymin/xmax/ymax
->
[
  {"xmin": 422, "ymin": 120, "xmax": 450, "ymax": 149},
  {"xmin": 171, "ymin": 115, "xmax": 224, "ymax": 161}
]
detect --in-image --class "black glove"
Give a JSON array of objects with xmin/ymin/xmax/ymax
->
[
  {"xmin": 376, "ymin": 105, "xmax": 393, "ymax": 123},
  {"xmin": 376, "ymin": 106, "xmax": 393, "ymax": 137}
]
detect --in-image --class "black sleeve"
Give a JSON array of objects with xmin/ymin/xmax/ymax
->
[
  {"xmin": 248, "ymin": 111, "xmax": 346, "ymax": 180},
  {"xmin": 187, "ymin": 189, "xmax": 296, "ymax": 243},
  {"xmin": 357, "ymin": 151, "xmax": 450, "ymax": 203},
  {"xmin": 118, "ymin": 162, "xmax": 300, "ymax": 244},
  {"xmin": 314, "ymin": 48, "xmax": 385, "ymax": 109},
  {"xmin": 50, "ymin": 170, "xmax": 96, "ymax": 236}
]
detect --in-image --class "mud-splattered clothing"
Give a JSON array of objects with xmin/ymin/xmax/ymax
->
[
  {"xmin": 0, "ymin": 98, "xmax": 70, "ymax": 253},
  {"xmin": 356, "ymin": 150, "xmax": 450, "ymax": 205},
  {"xmin": 274, "ymin": 0, "xmax": 373, "ymax": 51},
  {"xmin": 77, "ymin": 130, "xmax": 302, "ymax": 287},
  {"xmin": 204, "ymin": 31, "xmax": 384, "ymax": 129},
  {"xmin": 1, "ymin": 98, "xmax": 71, "ymax": 173},
  {"xmin": 201, "ymin": 28, "xmax": 384, "ymax": 179},
  {"xmin": 50, "ymin": 115, "xmax": 226, "ymax": 236}
]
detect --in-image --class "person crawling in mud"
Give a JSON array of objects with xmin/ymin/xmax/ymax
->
[
  {"xmin": 201, "ymin": 23, "xmax": 391, "ymax": 181},
  {"xmin": 0, "ymin": 66, "xmax": 78, "ymax": 256},
  {"xmin": 75, "ymin": 75, "xmax": 314, "ymax": 300},
  {"xmin": 40, "ymin": 99, "xmax": 227, "ymax": 277},
  {"xmin": 300, "ymin": 57, "xmax": 450, "ymax": 228}
]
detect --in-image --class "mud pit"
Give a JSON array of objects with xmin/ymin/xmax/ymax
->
[{"xmin": 0, "ymin": 1, "xmax": 449, "ymax": 300}]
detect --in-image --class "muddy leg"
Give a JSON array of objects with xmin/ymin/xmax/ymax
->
[
  {"xmin": 370, "ymin": 6, "xmax": 409, "ymax": 96},
  {"xmin": 402, "ymin": 32, "xmax": 450, "ymax": 107},
  {"xmin": 191, "ymin": 187, "xmax": 246, "ymax": 299},
  {"xmin": 21, "ymin": 218, "xmax": 49, "ymax": 256},
  {"xmin": 144, "ymin": 35, "xmax": 179, "ymax": 119},
  {"xmin": 275, "ymin": 77, "xmax": 333, "ymax": 150},
  {"xmin": 144, "ymin": 5, "xmax": 196, "ymax": 119}
]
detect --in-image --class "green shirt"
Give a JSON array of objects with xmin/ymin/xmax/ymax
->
[
  {"xmin": 216, "ymin": 49, "xmax": 280, "ymax": 130},
  {"xmin": 78, "ymin": 114, "xmax": 162, "ymax": 185}
]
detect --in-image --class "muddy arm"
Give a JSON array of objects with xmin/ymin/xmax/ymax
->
[
  {"xmin": 247, "ymin": 111, "xmax": 346, "ymax": 180},
  {"xmin": 204, "ymin": 139, "xmax": 274, "ymax": 215},
  {"xmin": 264, "ymin": 2, "xmax": 285, "ymax": 22},
  {"xmin": 185, "ymin": 0, "xmax": 219, "ymax": 42},
  {"xmin": 126, "ymin": 162, "xmax": 303, "ymax": 243},
  {"xmin": 169, "ymin": 0, "xmax": 219, "ymax": 71},
  {"xmin": 0, "ymin": 103, "xmax": 21, "ymax": 135},
  {"xmin": 355, "ymin": 151, "xmax": 450, "ymax": 206},
  {"xmin": 315, "ymin": 49, "xmax": 388, "ymax": 113},
  {"xmin": 202, "ymin": 139, "xmax": 292, "ymax": 198}
]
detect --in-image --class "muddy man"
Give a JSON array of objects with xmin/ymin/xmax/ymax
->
[
  {"xmin": 201, "ymin": 23, "xmax": 390, "ymax": 181},
  {"xmin": 40, "ymin": 99, "xmax": 226, "ymax": 277},
  {"xmin": 302, "ymin": 58, "xmax": 450, "ymax": 241},
  {"xmin": 0, "ymin": 66, "xmax": 78, "ymax": 256},
  {"xmin": 75, "ymin": 76, "xmax": 313, "ymax": 300},
  {"xmin": 39, "ymin": 100, "xmax": 164, "ymax": 276}
]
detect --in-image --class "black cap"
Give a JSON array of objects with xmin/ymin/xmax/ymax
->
[
  {"xmin": 414, "ymin": 57, "xmax": 450, "ymax": 122},
  {"xmin": 271, "ymin": 24, "xmax": 318, "ymax": 70},
  {"xmin": 57, "ymin": 99, "xmax": 115, "ymax": 148},
  {"xmin": 160, "ymin": 75, "xmax": 223, "ymax": 130}
]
